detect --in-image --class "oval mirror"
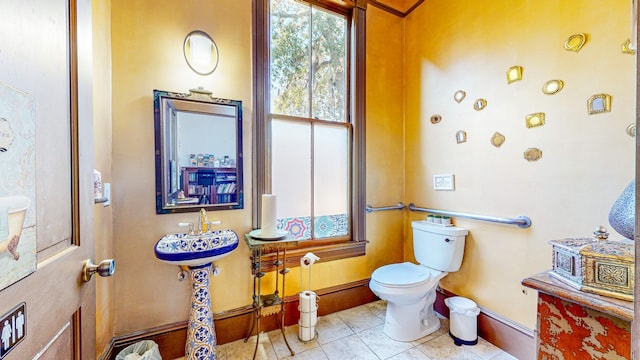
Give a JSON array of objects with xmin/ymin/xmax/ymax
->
[{"xmin": 153, "ymin": 89, "xmax": 243, "ymax": 214}]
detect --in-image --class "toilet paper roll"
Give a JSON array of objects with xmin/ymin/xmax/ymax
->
[
  {"xmin": 299, "ymin": 310, "xmax": 317, "ymax": 327},
  {"xmin": 260, "ymin": 194, "xmax": 277, "ymax": 236},
  {"xmin": 299, "ymin": 291, "xmax": 318, "ymax": 312},
  {"xmin": 300, "ymin": 252, "xmax": 320, "ymax": 268},
  {"xmin": 298, "ymin": 320, "xmax": 315, "ymax": 342}
]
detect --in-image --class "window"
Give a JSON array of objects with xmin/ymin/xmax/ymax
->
[
  {"xmin": 270, "ymin": 0, "xmax": 349, "ymax": 240},
  {"xmin": 253, "ymin": 0, "xmax": 366, "ymax": 265}
]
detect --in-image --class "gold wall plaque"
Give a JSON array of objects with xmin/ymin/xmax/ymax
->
[
  {"xmin": 542, "ymin": 80, "xmax": 564, "ymax": 95},
  {"xmin": 506, "ymin": 66, "xmax": 523, "ymax": 84},
  {"xmin": 626, "ymin": 123, "xmax": 635, "ymax": 137},
  {"xmin": 621, "ymin": 38, "xmax": 636, "ymax": 54},
  {"xmin": 587, "ymin": 94, "xmax": 612, "ymax": 115},
  {"xmin": 526, "ymin": 113, "xmax": 545, "ymax": 128},
  {"xmin": 473, "ymin": 98, "xmax": 487, "ymax": 111},
  {"xmin": 456, "ymin": 130, "xmax": 467, "ymax": 144},
  {"xmin": 564, "ymin": 33, "xmax": 587, "ymax": 52},
  {"xmin": 524, "ymin": 148, "xmax": 543, "ymax": 161},
  {"xmin": 490, "ymin": 132, "xmax": 505, "ymax": 147},
  {"xmin": 430, "ymin": 114, "xmax": 442, "ymax": 124}
]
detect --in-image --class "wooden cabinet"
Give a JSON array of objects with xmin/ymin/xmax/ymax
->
[
  {"xmin": 181, "ymin": 167, "xmax": 237, "ymax": 204},
  {"xmin": 522, "ymin": 271, "xmax": 631, "ymax": 359}
]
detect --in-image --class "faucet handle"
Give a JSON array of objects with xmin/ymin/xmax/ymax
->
[
  {"xmin": 203, "ymin": 220, "xmax": 221, "ymax": 233},
  {"xmin": 178, "ymin": 222, "xmax": 195, "ymax": 235}
]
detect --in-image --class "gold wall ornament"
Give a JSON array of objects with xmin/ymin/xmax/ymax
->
[
  {"xmin": 455, "ymin": 130, "xmax": 467, "ymax": 144},
  {"xmin": 524, "ymin": 148, "xmax": 543, "ymax": 162},
  {"xmin": 453, "ymin": 90, "xmax": 466, "ymax": 103},
  {"xmin": 490, "ymin": 132, "xmax": 505, "ymax": 147},
  {"xmin": 564, "ymin": 33, "xmax": 587, "ymax": 52},
  {"xmin": 621, "ymin": 38, "xmax": 636, "ymax": 54},
  {"xmin": 430, "ymin": 114, "xmax": 442, "ymax": 124},
  {"xmin": 542, "ymin": 80, "xmax": 564, "ymax": 95},
  {"xmin": 506, "ymin": 66, "xmax": 523, "ymax": 84},
  {"xmin": 526, "ymin": 112, "xmax": 546, "ymax": 128},
  {"xmin": 587, "ymin": 93, "xmax": 612, "ymax": 115},
  {"xmin": 626, "ymin": 123, "xmax": 636, "ymax": 137},
  {"xmin": 473, "ymin": 98, "xmax": 487, "ymax": 111}
]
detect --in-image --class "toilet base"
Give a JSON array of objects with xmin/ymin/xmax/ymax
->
[
  {"xmin": 449, "ymin": 331, "xmax": 478, "ymax": 346},
  {"xmin": 382, "ymin": 287, "xmax": 441, "ymax": 342}
]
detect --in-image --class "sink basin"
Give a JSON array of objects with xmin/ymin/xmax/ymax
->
[{"xmin": 154, "ymin": 229, "xmax": 239, "ymax": 267}]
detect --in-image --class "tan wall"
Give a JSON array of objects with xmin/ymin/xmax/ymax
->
[
  {"xmin": 110, "ymin": 1, "xmax": 405, "ymax": 335},
  {"xmin": 93, "ymin": 0, "xmax": 114, "ymax": 354},
  {"xmin": 404, "ymin": 0, "xmax": 636, "ymax": 328},
  {"xmin": 366, "ymin": 5, "xmax": 406, "ymax": 271}
]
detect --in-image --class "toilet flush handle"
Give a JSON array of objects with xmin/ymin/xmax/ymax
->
[{"xmin": 445, "ymin": 238, "xmax": 452, "ymax": 242}]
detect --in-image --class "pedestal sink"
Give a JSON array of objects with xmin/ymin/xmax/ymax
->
[
  {"xmin": 154, "ymin": 229, "xmax": 239, "ymax": 267},
  {"xmin": 154, "ymin": 229, "xmax": 239, "ymax": 360}
]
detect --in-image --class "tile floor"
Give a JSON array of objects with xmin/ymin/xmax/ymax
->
[{"xmin": 176, "ymin": 300, "xmax": 519, "ymax": 360}]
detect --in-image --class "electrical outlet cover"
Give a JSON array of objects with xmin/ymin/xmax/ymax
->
[{"xmin": 433, "ymin": 174, "xmax": 455, "ymax": 190}]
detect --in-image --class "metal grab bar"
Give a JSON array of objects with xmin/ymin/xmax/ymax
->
[
  {"xmin": 408, "ymin": 203, "xmax": 532, "ymax": 228},
  {"xmin": 366, "ymin": 202, "xmax": 405, "ymax": 213}
]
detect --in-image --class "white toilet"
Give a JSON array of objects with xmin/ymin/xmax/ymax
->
[{"xmin": 369, "ymin": 220, "xmax": 468, "ymax": 342}]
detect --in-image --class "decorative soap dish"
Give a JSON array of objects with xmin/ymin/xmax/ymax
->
[{"xmin": 248, "ymin": 229, "xmax": 288, "ymax": 240}]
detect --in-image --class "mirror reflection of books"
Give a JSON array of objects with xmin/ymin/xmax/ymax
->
[{"xmin": 188, "ymin": 153, "xmax": 236, "ymax": 168}]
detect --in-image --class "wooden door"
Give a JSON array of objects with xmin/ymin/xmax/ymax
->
[{"xmin": 0, "ymin": 0, "xmax": 97, "ymax": 359}]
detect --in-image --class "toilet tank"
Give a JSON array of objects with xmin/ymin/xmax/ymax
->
[{"xmin": 412, "ymin": 220, "xmax": 468, "ymax": 272}]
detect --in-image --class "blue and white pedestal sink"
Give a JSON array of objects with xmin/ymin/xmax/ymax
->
[{"xmin": 154, "ymin": 229, "xmax": 239, "ymax": 360}]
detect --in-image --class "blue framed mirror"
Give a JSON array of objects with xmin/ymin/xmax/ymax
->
[{"xmin": 154, "ymin": 89, "xmax": 243, "ymax": 214}]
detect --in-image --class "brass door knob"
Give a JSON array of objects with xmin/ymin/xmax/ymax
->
[{"xmin": 82, "ymin": 259, "xmax": 115, "ymax": 282}]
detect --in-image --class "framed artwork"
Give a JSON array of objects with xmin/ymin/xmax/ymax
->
[{"xmin": 0, "ymin": 82, "xmax": 37, "ymax": 291}]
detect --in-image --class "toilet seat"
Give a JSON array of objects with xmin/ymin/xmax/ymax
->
[{"xmin": 371, "ymin": 262, "xmax": 442, "ymax": 288}]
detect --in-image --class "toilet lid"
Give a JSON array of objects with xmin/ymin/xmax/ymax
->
[{"xmin": 371, "ymin": 262, "xmax": 437, "ymax": 286}]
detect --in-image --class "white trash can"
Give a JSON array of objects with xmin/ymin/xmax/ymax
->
[{"xmin": 444, "ymin": 296, "xmax": 480, "ymax": 346}]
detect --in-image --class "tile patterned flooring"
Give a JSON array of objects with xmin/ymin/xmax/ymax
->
[{"xmin": 176, "ymin": 300, "xmax": 519, "ymax": 360}]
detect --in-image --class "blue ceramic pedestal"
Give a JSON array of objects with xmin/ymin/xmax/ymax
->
[{"xmin": 186, "ymin": 264, "xmax": 217, "ymax": 360}]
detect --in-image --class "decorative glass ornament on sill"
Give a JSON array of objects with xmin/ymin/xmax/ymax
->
[{"xmin": 608, "ymin": 180, "xmax": 635, "ymax": 241}]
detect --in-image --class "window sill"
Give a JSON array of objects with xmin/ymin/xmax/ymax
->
[{"xmin": 255, "ymin": 240, "xmax": 367, "ymax": 272}]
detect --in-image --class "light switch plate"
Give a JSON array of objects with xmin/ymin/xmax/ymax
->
[
  {"xmin": 103, "ymin": 183, "xmax": 111, "ymax": 207},
  {"xmin": 433, "ymin": 174, "xmax": 455, "ymax": 190}
]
